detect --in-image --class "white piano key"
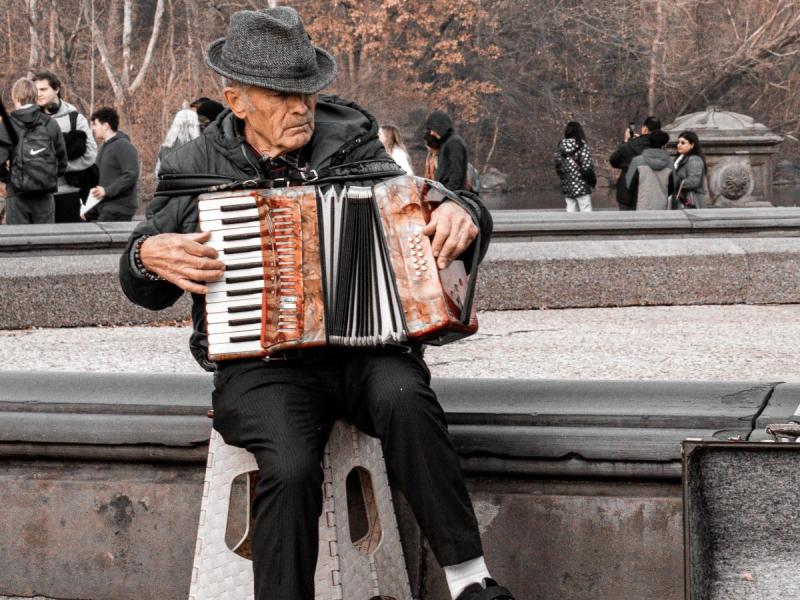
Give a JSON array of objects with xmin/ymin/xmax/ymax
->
[
  {"xmin": 209, "ymin": 339, "xmax": 264, "ymax": 358},
  {"xmin": 199, "ymin": 206, "xmax": 260, "ymax": 223},
  {"xmin": 215, "ymin": 248, "xmax": 263, "ymax": 262},
  {"xmin": 205, "ymin": 297, "xmax": 263, "ymax": 314},
  {"xmin": 198, "ymin": 196, "xmax": 257, "ymax": 212},
  {"xmin": 206, "ymin": 237, "xmax": 262, "ymax": 253},
  {"xmin": 208, "ymin": 329, "xmax": 262, "ymax": 346},
  {"xmin": 207, "ymin": 225, "xmax": 261, "ymax": 243},
  {"xmin": 206, "ymin": 308, "xmax": 262, "ymax": 325},
  {"xmin": 207, "ymin": 277, "xmax": 265, "ymax": 295},
  {"xmin": 206, "ymin": 290, "xmax": 263, "ymax": 305},
  {"xmin": 207, "ymin": 320, "xmax": 265, "ymax": 335},
  {"xmin": 199, "ymin": 218, "xmax": 262, "ymax": 233}
]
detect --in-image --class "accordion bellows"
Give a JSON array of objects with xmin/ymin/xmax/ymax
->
[{"xmin": 198, "ymin": 176, "xmax": 478, "ymax": 361}]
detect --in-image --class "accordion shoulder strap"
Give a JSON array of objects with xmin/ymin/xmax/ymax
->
[{"xmin": 154, "ymin": 159, "xmax": 406, "ymax": 197}]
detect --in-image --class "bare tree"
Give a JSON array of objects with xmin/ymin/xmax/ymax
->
[{"xmin": 83, "ymin": 0, "xmax": 166, "ymax": 117}]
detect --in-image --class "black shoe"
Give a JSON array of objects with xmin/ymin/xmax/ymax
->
[{"xmin": 455, "ymin": 577, "xmax": 516, "ymax": 600}]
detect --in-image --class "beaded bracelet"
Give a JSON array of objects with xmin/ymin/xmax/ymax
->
[{"xmin": 132, "ymin": 235, "xmax": 163, "ymax": 282}]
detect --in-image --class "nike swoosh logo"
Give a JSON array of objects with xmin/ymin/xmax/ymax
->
[{"xmin": 30, "ymin": 148, "xmax": 46, "ymax": 155}]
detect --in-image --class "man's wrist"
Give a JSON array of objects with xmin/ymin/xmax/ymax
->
[{"xmin": 130, "ymin": 235, "xmax": 163, "ymax": 281}]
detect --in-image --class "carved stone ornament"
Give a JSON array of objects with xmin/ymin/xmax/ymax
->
[{"xmin": 719, "ymin": 164, "xmax": 751, "ymax": 200}]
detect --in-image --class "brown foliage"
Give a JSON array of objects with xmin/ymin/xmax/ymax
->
[{"xmin": 0, "ymin": 0, "xmax": 798, "ymax": 192}]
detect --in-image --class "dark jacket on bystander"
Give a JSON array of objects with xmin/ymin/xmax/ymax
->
[
  {"xmin": 609, "ymin": 134, "xmax": 651, "ymax": 209},
  {"xmin": 93, "ymin": 131, "xmax": 140, "ymax": 219},
  {"xmin": 424, "ymin": 111, "xmax": 469, "ymax": 191}
]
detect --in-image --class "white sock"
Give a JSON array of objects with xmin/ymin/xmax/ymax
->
[{"xmin": 443, "ymin": 556, "xmax": 492, "ymax": 599}]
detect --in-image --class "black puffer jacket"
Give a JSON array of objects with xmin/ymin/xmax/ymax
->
[
  {"xmin": 119, "ymin": 96, "xmax": 492, "ymax": 371},
  {"xmin": 425, "ymin": 111, "xmax": 468, "ymax": 191}
]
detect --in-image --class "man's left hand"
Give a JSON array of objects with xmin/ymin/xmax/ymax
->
[
  {"xmin": 90, "ymin": 186, "xmax": 106, "ymax": 200},
  {"xmin": 422, "ymin": 201, "xmax": 478, "ymax": 269}
]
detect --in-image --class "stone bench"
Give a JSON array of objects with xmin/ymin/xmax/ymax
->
[{"xmin": 0, "ymin": 372, "xmax": 797, "ymax": 599}]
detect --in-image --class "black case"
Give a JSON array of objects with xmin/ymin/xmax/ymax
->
[{"xmin": 682, "ymin": 440, "xmax": 800, "ymax": 600}]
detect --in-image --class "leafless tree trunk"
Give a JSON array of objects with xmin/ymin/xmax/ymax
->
[
  {"xmin": 26, "ymin": 0, "xmax": 41, "ymax": 69},
  {"xmin": 83, "ymin": 0, "xmax": 165, "ymax": 118}
]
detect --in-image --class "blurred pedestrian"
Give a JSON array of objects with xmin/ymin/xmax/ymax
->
[
  {"xmin": 156, "ymin": 108, "xmax": 200, "ymax": 174},
  {"xmin": 379, "ymin": 124, "xmax": 414, "ymax": 175},
  {"xmin": 625, "ymin": 129, "xmax": 674, "ymax": 210},
  {"xmin": 196, "ymin": 99, "xmax": 225, "ymax": 131},
  {"xmin": 34, "ymin": 71, "xmax": 98, "ymax": 221},
  {"xmin": 423, "ymin": 110, "xmax": 468, "ymax": 191},
  {"xmin": 0, "ymin": 78, "xmax": 67, "ymax": 224},
  {"xmin": 673, "ymin": 130, "xmax": 706, "ymax": 208},
  {"xmin": 610, "ymin": 116, "xmax": 661, "ymax": 210},
  {"xmin": 554, "ymin": 121, "xmax": 595, "ymax": 212},
  {"xmin": 86, "ymin": 107, "xmax": 139, "ymax": 221}
]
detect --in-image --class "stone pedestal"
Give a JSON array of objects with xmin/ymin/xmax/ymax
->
[{"xmin": 665, "ymin": 108, "xmax": 783, "ymax": 207}]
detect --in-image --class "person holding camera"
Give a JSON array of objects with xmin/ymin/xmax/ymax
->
[
  {"xmin": 609, "ymin": 116, "xmax": 661, "ymax": 210},
  {"xmin": 555, "ymin": 121, "xmax": 596, "ymax": 212}
]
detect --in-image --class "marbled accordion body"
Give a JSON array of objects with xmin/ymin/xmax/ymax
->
[{"xmin": 198, "ymin": 175, "xmax": 478, "ymax": 361}]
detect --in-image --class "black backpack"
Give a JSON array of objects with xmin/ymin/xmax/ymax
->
[
  {"xmin": 63, "ymin": 111, "xmax": 87, "ymax": 161},
  {"xmin": 10, "ymin": 118, "xmax": 58, "ymax": 194}
]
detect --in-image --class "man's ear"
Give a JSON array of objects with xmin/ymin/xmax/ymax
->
[{"xmin": 223, "ymin": 87, "xmax": 247, "ymax": 119}]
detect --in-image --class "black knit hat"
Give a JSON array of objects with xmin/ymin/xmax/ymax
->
[{"xmin": 205, "ymin": 7, "xmax": 337, "ymax": 94}]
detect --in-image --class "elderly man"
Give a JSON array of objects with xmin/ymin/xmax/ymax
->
[{"xmin": 119, "ymin": 8, "xmax": 513, "ymax": 600}]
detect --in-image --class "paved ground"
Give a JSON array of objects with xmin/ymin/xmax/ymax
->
[{"xmin": 2, "ymin": 304, "xmax": 799, "ymax": 382}]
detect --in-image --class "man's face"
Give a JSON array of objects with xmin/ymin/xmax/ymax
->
[
  {"xmin": 225, "ymin": 85, "xmax": 317, "ymax": 156},
  {"xmin": 35, "ymin": 80, "xmax": 59, "ymax": 108},
  {"xmin": 90, "ymin": 118, "xmax": 109, "ymax": 142}
]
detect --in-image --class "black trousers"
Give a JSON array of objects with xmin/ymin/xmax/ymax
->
[{"xmin": 212, "ymin": 348, "xmax": 483, "ymax": 600}]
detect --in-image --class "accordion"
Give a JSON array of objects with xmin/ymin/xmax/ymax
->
[{"xmin": 198, "ymin": 175, "xmax": 480, "ymax": 361}]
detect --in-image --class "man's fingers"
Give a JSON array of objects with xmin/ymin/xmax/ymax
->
[
  {"xmin": 174, "ymin": 277, "xmax": 209, "ymax": 295},
  {"xmin": 429, "ymin": 217, "xmax": 451, "ymax": 258}
]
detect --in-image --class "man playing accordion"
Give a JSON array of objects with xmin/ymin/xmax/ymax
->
[{"xmin": 119, "ymin": 7, "xmax": 515, "ymax": 600}]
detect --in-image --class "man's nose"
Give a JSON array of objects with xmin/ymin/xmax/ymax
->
[{"xmin": 288, "ymin": 93, "xmax": 311, "ymax": 112}]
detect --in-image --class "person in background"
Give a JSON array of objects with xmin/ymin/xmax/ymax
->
[
  {"xmin": 189, "ymin": 96, "xmax": 212, "ymax": 111},
  {"xmin": 86, "ymin": 107, "xmax": 139, "ymax": 222},
  {"xmin": 34, "ymin": 71, "xmax": 98, "ymax": 218},
  {"xmin": 196, "ymin": 99, "xmax": 225, "ymax": 131},
  {"xmin": 555, "ymin": 121, "xmax": 595, "ymax": 212},
  {"xmin": 156, "ymin": 108, "xmax": 201, "ymax": 174},
  {"xmin": 424, "ymin": 110, "xmax": 468, "ymax": 191},
  {"xmin": 609, "ymin": 115, "xmax": 661, "ymax": 210},
  {"xmin": 625, "ymin": 129, "xmax": 674, "ymax": 210},
  {"xmin": 673, "ymin": 130, "xmax": 706, "ymax": 208},
  {"xmin": 379, "ymin": 124, "xmax": 414, "ymax": 175},
  {"xmin": 0, "ymin": 78, "xmax": 67, "ymax": 224}
]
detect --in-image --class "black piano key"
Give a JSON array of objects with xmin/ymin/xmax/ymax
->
[
  {"xmin": 226, "ymin": 261, "xmax": 262, "ymax": 271},
  {"xmin": 228, "ymin": 304, "xmax": 262, "ymax": 313},
  {"xmin": 223, "ymin": 231, "xmax": 261, "ymax": 241},
  {"xmin": 227, "ymin": 287, "xmax": 264, "ymax": 297},
  {"xmin": 222, "ymin": 216, "xmax": 260, "ymax": 225},
  {"xmin": 230, "ymin": 334, "xmax": 261, "ymax": 343},
  {"xmin": 220, "ymin": 203, "xmax": 256, "ymax": 212},
  {"xmin": 225, "ymin": 244, "xmax": 262, "ymax": 254},
  {"xmin": 229, "ymin": 317, "xmax": 262, "ymax": 327}
]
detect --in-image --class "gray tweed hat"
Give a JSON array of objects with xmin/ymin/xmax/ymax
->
[{"xmin": 205, "ymin": 7, "xmax": 337, "ymax": 94}]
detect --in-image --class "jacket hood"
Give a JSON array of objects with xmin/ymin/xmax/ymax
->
[
  {"xmin": 49, "ymin": 99, "xmax": 78, "ymax": 118},
  {"xmin": 558, "ymin": 138, "xmax": 580, "ymax": 156},
  {"xmin": 424, "ymin": 111, "xmax": 453, "ymax": 137},
  {"xmin": 10, "ymin": 105, "xmax": 49, "ymax": 128},
  {"xmin": 640, "ymin": 148, "xmax": 672, "ymax": 170}
]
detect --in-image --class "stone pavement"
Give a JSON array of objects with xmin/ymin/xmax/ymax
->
[{"xmin": 1, "ymin": 304, "xmax": 799, "ymax": 382}]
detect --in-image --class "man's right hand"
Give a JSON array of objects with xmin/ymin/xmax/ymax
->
[{"xmin": 139, "ymin": 231, "xmax": 225, "ymax": 294}]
